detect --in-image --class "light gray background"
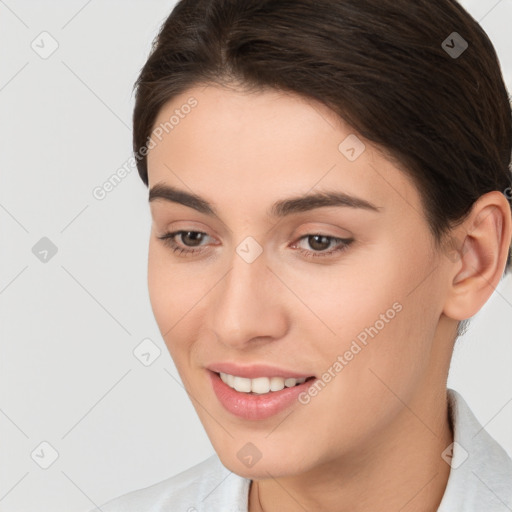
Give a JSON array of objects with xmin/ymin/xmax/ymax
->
[{"xmin": 1, "ymin": 1, "xmax": 511, "ymax": 511}]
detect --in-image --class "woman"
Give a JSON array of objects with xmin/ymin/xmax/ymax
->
[{"xmin": 94, "ymin": 0, "xmax": 512, "ymax": 510}]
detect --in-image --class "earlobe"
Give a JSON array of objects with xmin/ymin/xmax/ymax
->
[{"xmin": 443, "ymin": 192, "xmax": 512, "ymax": 321}]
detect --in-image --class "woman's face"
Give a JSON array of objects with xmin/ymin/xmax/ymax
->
[{"xmin": 146, "ymin": 84, "xmax": 454, "ymax": 478}]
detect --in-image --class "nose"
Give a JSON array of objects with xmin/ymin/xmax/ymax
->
[{"xmin": 209, "ymin": 247, "xmax": 288, "ymax": 349}]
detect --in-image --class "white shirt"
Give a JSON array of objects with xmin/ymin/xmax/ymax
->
[{"xmin": 93, "ymin": 388, "xmax": 512, "ymax": 511}]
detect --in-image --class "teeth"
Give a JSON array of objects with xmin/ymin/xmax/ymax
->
[
  {"xmin": 233, "ymin": 376, "xmax": 252, "ymax": 393},
  {"xmin": 219, "ymin": 373, "xmax": 309, "ymax": 394},
  {"xmin": 270, "ymin": 376, "xmax": 285, "ymax": 392},
  {"xmin": 284, "ymin": 378, "xmax": 297, "ymax": 387},
  {"xmin": 251, "ymin": 377, "xmax": 270, "ymax": 394}
]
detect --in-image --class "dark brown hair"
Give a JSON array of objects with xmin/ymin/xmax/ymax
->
[{"xmin": 132, "ymin": 0, "xmax": 512, "ymax": 334}]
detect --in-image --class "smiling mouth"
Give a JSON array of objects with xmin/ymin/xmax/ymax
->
[{"xmin": 217, "ymin": 372, "xmax": 316, "ymax": 395}]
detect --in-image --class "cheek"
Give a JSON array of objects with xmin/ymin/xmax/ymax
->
[
  {"xmin": 147, "ymin": 241, "xmax": 192, "ymax": 354},
  {"xmin": 147, "ymin": 240, "xmax": 172, "ymax": 331},
  {"xmin": 293, "ymin": 246, "xmax": 435, "ymax": 392},
  {"xmin": 147, "ymin": 240, "xmax": 199, "ymax": 326},
  {"xmin": 275, "ymin": 250, "xmax": 408, "ymax": 348},
  {"xmin": 147, "ymin": 240, "xmax": 213, "ymax": 368}
]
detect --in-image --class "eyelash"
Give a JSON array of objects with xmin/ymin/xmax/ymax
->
[{"xmin": 157, "ymin": 230, "xmax": 353, "ymax": 260}]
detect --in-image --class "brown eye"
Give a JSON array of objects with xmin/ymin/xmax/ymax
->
[
  {"xmin": 292, "ymin": 234, "xmax": 354, "ymax": 260},
  {"xmin": 307, "ymin": 235, "xmax": 332, "ymax": 251},
  {"xmin": 179, "ymin": 231, "xmax": 205, "ymax": 247},
  {"xmin": 157, "ymin": 230, "xmax": 212, "ymax": 256}
]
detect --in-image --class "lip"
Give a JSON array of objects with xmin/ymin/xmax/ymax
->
[
  {"xmin": 207, "ymin": 362, "xmax": 315, "ymax": 379},
  {"xmin": 208, "ymin": 370, "xmax": 317, "ymax": 420}
]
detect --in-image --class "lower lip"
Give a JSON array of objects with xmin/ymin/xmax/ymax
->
[{"xmin": 209, "ymin": 371, "xmax": 316, "ymax": 420}]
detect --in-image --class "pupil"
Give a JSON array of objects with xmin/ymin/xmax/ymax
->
[
  {"xmin": 184, "ymin": 231, "xmax": 202, "ymax": 246},
  {"xmin": 309, "ymin": 235, "xmax": 329, "ymax": 251}
]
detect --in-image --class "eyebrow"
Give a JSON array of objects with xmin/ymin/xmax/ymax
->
[{"xmin": 148, "ymin": 183, "xmax": 381, "ymax": 218}]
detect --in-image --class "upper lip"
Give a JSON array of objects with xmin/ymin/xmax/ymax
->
[{"xmin": 207, "ymin": 362, "xmax": 315, "ymax": 379}]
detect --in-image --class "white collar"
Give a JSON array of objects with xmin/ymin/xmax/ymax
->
[{"xmin": 437, "ymin": 388, "xmax": 512, "ymax": 510}]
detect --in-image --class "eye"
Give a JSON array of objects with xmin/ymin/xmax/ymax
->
[
  {"xmin": 157, "ymin": 230, "xmax": 212, "ymax": 256},
  {"xmin": 291, "ymin": 234, "xmax": 353, "ymax": 259}
]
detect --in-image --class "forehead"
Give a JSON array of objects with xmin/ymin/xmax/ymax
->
[{"xmin": 146, "ymin": 85, "xmax": 422, "ymax": 219}]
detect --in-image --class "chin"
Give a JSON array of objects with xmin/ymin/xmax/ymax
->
[
  {"xmin": 212, "ymin": 439, "xmax": 314, "ymax": 480},
  {"xmin": 221, "ymin": 454, "xmax": 300, "ymax": 480}
]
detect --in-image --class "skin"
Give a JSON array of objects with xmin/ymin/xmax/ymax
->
[{"xmin": 146, "ymin": 84, "xmax": 511, "ymax": 512}]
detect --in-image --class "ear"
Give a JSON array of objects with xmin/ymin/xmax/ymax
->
[{"xmin": 442, "ymin": 191, "xmax": 512, "ymax": 321}]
